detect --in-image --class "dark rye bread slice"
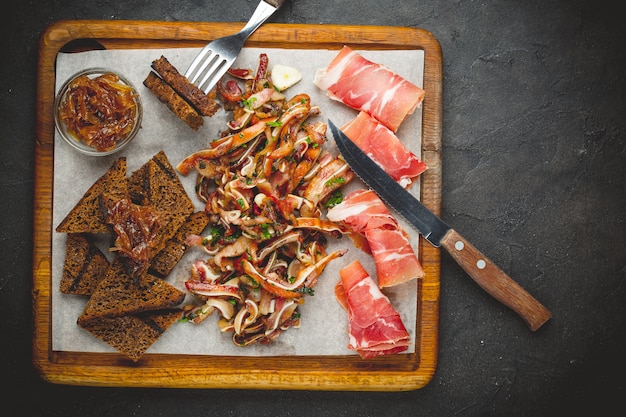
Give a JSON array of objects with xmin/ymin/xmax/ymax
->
[
  {"xmin": 77, "ymin": 258, "xmax": 186, "ymax": 325},
  {"xmin": 146, "ymin": 151, "xmax": 195, "ymax": 250},
  {"xmin": 151, "ymin": 55, "xmax": 220, "ymax": 117},
  {"xmin": 144, "ymin": 71, "xmax": 204, "ymax": 130},
  {"xmin": 78, "ymin": 308, "xmax": 182, "ymax": 362},
  {"xmin": 150, "ymin": 211, "xmax": 209, "ymax": 277},
  {"xmin": 127, "ymin": 158, "xmax": 150, "ymax": 205},
  {"xmin": 127, "ymin": 149, "xmax": 177, "ymax": 205},
  {"xmin": 60, "ymin": 233, "xmax": 110, "ymax": 295},
  {"xmin": 55, "ymin": 157, "xmax": 128, "ymax": 233},
  {"xmin": 121, "ymin": 151, "xmax": 196, "ymax": 277},
  {"xmin": 127, "ymin": 151, "xmax": 195, "ymax": 243}
]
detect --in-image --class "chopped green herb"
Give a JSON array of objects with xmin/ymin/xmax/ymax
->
[
  {"xmin": 324, "ymin": 190, "xmax": 344, "ymax": 208},
  {"xmin": 298, "ymin": 286, "xmax": 315, "ymax": 296},
  {"xmin": 261, "ymin": 223, "xmax": 271, "ymax": 240},
  {"xmin": 210, "ymin": 225, "xmax": 225, "ymax": 241},
  {"xmin": 325, "ymin": 176, "xmax": 346, "ymax": 187},
  {"xmin": 242, "ymin": 97, "xmax": 257, "ymax": 109}
]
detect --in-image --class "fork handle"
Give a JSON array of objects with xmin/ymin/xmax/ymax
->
[
  {"xmin": 239, "ymin": 0, "xmax": 287, "ymax": 39},
  {"xmin": 265, "ymin": 0, "xmax": 287, "ymax": 8}
]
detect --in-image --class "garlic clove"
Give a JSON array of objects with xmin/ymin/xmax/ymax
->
[{"xmin": 271, "ymin": 64, "xmax": 302, "ymax": 91}]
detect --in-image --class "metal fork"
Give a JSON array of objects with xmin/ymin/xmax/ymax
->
[{"xmin": 185, "ymin": 0, "xmax": 287, "ymax": 93}]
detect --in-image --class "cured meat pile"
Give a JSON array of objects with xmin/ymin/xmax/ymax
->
[
  {"xmin": 327, "ymin": 189, "xmax": 425, "ymax": 288},
  {"xmin": 341, "ymin": 111, "xmax": 427, "ymax": 188},
  {"xmin": 314, "ymin": 45, "xmax": 425, "ymax": 133},
  {"xmin": 316, "ymin": 46, "xmax": 426, "ymax": 190},
  {"xmin": 315, "ymin": 46, "xmax": 428, "ymax": 358},
  {"xmin": 335, "ymin": 260, "xmax": 411, "ymax": 358}
]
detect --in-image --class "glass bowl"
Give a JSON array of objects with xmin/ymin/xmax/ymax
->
[{"xmin": 54, "ymin": 68, "xmax": 142, "ymax": 156}]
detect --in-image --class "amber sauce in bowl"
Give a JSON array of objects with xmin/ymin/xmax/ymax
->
[{"xmin": 54, "ymin": 68, "xmax": 142, "ymax": 156}]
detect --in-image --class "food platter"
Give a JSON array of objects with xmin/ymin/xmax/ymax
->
[{"xmin": 33, "ymin": 20, "xmax": 442, "ymax": 391}]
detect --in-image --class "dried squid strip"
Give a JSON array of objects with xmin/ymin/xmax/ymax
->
[{"xmin": 176, "ymin": 118, "xmax": 277, "ymax": 175}]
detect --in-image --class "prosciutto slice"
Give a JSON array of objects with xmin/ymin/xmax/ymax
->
[
  {"xmin": 326, "ymin": 189, "xmax": 425, "ymax": 287},
  {"xmin": 335, "ymin": 260, "xmax": 410, "ymax": 359},
  {"xmin": 341, "ymin": 111, "xmax": 427, "ymax": 188},
  {"xmin": 314, "ymin": 45, "xmax": 425, "ymax": 132}
]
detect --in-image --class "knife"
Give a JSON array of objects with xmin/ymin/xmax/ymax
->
[{"xmin": 328, "ymin": 120, "xmax": 552, "ymax": 331}]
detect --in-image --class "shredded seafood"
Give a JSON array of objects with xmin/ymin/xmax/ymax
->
[{"xmin": 177, "ymin": 54, "xmax": 354, "ymax": 347}]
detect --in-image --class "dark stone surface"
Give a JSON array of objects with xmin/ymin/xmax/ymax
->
[{"xmin": 2, "ymin": 0, "xmax": 624, "ymax": 415}]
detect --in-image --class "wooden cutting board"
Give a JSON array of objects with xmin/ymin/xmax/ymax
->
[{"xmin": 33, "ymin": 20, "xmax": 442, "ymax": 391}]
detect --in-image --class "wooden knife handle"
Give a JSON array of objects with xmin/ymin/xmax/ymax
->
[{"xmin": 440, "ymin": 229, "xmax": 552, "ymax": 331}]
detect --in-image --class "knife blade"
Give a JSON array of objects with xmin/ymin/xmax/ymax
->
[{"xmin": 328, "ymin": 120, "xmax": 552, "ymax": 331}]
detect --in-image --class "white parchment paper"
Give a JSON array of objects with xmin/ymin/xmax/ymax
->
[{"xmin": 51, "ymin": 46, "xmax": 424, "ymax": 357}]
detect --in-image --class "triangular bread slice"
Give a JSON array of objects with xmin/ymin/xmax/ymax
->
[
  {"xmin": 127, "ymin": 158, "xmax": 150, "ymax": 205},
  {"xmin": 77, "ymin": 258, "xmax": 185, "ymax": 325},
  {"xmin": 60, "ymin": 233, "xmax": 110, "ymax": 295},
  {"xmin": 145, "ymin": 151, "xmax": 195, "ymax": 249},
  {"xmin": 148, "ymin": 151, "xmax": 194, "ymax": 215},
  {"xmin": 78, "ymin": 308, "xmax": 182, "ymax": 362},
  {"xmin": 127, "ymin": 151, "xmax": 194, "ymax": 220},
  {"xmin": 55, "ymin": 157, "xmax": 128, "ymax": 233},
  {"xmin": 107, "ymin": 151, "xmax": 196, "ymax": 278}
]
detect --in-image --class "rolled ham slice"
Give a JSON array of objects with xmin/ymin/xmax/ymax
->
[
  {"xmin": 314, "ymin": 45, "xmax": 425, "ymax": 132},
  {"xmin": 327, "ymin": 189, "xmax": 425, "ymax": 287},
  {"xmin": 341, "ymin": 111, "xmax": 427, "ymax": 188},
  {"xmin": 335, "ymin": 260, "xmax": 410, "ymax": 359}
]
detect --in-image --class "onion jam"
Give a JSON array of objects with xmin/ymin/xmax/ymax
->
[
  {"xmin": 58, "ymin": 72, "xmax": 139, "ymax": 152},
  {"xmin": 104, "ymin": 197, "xmax": 162, "ymax": 278}
]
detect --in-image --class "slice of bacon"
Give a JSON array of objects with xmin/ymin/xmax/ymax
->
[
  {"xmin": 335, "ymin": 260, "xmax": 410, "ymax": 359},
  {"xmin": 341, "ymin": 111, "xmax": 427, "ymax": 188},
  {"xmin": 326, "ymin": 189, "xmax": 425, "ymax": 287},
  {"xmin": 314, "ymin": 45, "xmax": 425, "ymax": 132}
]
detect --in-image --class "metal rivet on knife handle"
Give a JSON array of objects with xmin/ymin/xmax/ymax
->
[{"xmin": 440, "ymin": 229, "xmax": 552, "ymax": 331}]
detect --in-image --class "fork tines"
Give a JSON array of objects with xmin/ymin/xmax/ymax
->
[{"xmin": 186, "ymin": 49, "xmax": 231, "ymax": 93}]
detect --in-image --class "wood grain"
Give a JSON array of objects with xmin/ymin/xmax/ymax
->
[{"xmin": 33, "ymin": 20, "xmax": 443, "ymax": 391}]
